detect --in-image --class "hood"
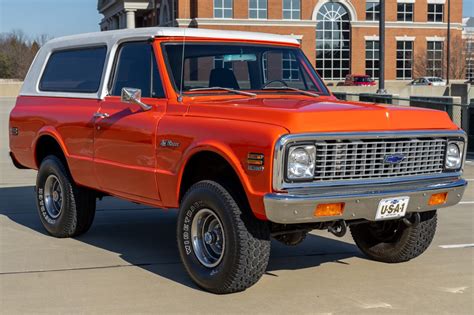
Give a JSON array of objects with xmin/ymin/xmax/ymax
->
[{"xmin": 186, "ymin": 96, "xmax": 457, "ymax": 133}]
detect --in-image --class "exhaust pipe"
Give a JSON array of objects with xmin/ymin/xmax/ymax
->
[{"xmin": 328, "ymin": 220, "xmax": 347, "ymax": 237}]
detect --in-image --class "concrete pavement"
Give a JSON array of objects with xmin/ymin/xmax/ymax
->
[{"xmin": 1, "ymin": 97, "xmax": 473, "ymax": 314}]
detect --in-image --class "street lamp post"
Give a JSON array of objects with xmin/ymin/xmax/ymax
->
[
  {"xmin": 377, "ymin": 0, "xmax": 387, "ymax": 94},
  {"xmin": 446, "ymin": 0, "xmax": 451, "ymax": 85}
]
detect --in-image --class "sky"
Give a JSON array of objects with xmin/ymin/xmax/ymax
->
[
  {"xmin": 0, "ymin": 0, "xmax": 102, "ymax": 39},
  {"xmin": 0, "ymin": 0, "xmax": 474, "ymax": 40},
  {"xmin": 465, "ymin": 0, "xmax": 474, "ymax": 17}
]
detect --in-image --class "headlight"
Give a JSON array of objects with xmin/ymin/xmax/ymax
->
[
  {"xmin": 287, "ymin": 145, "xmax": 316, "ymax": 180},
  {"xmin": 445, "ymin": 142, "xmax": 463, "ymax": 170}
]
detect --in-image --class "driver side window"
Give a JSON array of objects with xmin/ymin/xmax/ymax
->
[
  {"xmin": 262, "ymin": 51, "xmax": 317, "ymax": 90},
  {"xmin": 111, "ymin": 42, "xmax": 165, "ymax": 98}
]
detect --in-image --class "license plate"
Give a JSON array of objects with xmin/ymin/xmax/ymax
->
[{"xmin": 375, "ymin": 196, "xmax": 410, "ymax": 220}]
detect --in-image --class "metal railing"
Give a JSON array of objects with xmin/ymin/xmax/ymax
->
[{"xmin": 332, "ymin": 92, "xmax": 473, "ymax": 153}]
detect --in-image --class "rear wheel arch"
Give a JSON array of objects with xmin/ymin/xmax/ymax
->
[{"xmin": 34, "ymin": 134, "xmax": 68, "ymax": 170}]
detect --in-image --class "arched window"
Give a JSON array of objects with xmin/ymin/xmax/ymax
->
[{"xmin": 316, "ymin": 2, "xmax": 351, "ymax": 80}]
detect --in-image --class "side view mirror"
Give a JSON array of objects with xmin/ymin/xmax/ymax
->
[{"xmin": 121, "ymin": 87, "xmax": 152, "ymax": 111}]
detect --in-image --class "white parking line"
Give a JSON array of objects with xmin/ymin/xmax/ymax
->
[
  {"xmin": 439, "ymin": 244, "xmax": 474, "ymax": 249},
  {"xmin": 459, "ymin": 201, "xmax": 474, "ymax": 204}
]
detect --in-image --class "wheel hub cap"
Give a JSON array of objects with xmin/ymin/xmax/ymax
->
[
  {"xmin": 52, "ymin": 191, "xmax": 59, "ymax": 202},
  {"xmin": 191, "ymin": 208, "xmax": 225, "ymax": 268},
  {"xmin": 44, "ymin": 175, "xmax": 63, "ymax": 219},
  {"xmin": 204, "ymin": 231, "xmax": 214, "ymax": 244}
]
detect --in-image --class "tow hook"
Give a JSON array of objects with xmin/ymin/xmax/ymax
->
[
  {"xmin": 402, "ymin": 213, "xmax": 420, "ymax": 227},
  {"xmin": 328, "ymin": 220, "xmax": 347, "ymax": 237}
]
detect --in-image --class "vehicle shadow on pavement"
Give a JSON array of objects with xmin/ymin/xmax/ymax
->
[{"xmin": 1, "ymin": 186, "xmax": 362, "ymax": 290}]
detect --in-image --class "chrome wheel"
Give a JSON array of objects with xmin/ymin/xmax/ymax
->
[
  {"xmin": 44, "ymin": 174, "xmax": 63, "ymax": 219},
  {"xmin": 191, "ymin": 208, "xmax": 225, "ymax": 268}
]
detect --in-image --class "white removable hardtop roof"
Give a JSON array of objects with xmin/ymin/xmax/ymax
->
[{"xmin": 20, "ymin": 27, "xmax": 299, "ymax": 99}]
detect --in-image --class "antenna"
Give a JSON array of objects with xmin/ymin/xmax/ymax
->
[{"xmin": 178, "ymin": 2, "xmax": 188, "ymax": 103}]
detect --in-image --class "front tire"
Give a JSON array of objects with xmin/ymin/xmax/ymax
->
[
  {"xmin": 350, "ymin": 211, "xmax": 437, "ymax": 263},
  {"xmin": 177, "ymin": 180, "xmax": 271, "ymax": 294},
  {"xmin": 36, "ymin": 155, "xmax": 96, "ymax": 237}
]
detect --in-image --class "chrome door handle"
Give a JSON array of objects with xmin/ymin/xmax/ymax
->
[{"xmin": 93, "ymin": 112, "xmax": 109, "ymax": 119}]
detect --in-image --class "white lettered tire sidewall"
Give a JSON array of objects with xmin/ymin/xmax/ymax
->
[
  {"xmin": 178, "ymin": 189, "xmax": 238, "ymax": 290},
  {"xmin": 177, "ymin": 180, "xmax": 271, "ymax": 294}
]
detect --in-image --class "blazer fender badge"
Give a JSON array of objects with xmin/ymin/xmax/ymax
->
[{"xmin": 160, "ymin": 139, "xmax": 180, "ymax": 148}]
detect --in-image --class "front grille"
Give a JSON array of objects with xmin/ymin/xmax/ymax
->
[{"xmin": 314, "ymin": 138, "xmax": 447, "ymax": 182}]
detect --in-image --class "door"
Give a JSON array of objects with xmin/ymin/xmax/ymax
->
[{"xmin": 94, "ymin": 41, "xmax": 166, "ymax": 201}]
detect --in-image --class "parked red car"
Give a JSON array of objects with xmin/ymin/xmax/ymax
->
[{"xmin": 344, "ymin": 74, "xmax": 376, "ymax": 86}]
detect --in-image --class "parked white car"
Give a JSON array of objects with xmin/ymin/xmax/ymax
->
[{"xmin": 410, "ymin": 77, "xmax": 447, "ymax": 86}]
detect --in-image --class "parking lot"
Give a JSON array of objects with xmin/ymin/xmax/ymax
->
[{"xmin": 1, "ymin": 96, "xmax": 473, "ymax": 314}]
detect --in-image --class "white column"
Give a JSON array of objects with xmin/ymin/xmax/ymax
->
[{"xmin": 125, "ymin": 10, "xmax": 136, "ymax": 29}]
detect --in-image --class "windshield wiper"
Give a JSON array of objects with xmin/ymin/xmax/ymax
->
[
  {"xmin": 262, "ymin": 86, "xmax": 320, "ymax": 97},
  {"xmin": 188, "ymin": 87, "xmax": 256, "ymax": 97}
]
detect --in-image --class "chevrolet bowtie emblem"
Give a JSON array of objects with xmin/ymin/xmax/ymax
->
[{"xmin": 383, "ymin": 154, "xmax": 405, "ymax": 164}]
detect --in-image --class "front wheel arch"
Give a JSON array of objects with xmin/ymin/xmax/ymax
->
[{"xmin": 178, "ymin": 150, "xmax": 254, "ymax": 217}]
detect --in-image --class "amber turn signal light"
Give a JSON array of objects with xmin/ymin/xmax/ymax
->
[
  {"xmin": 314, "ymin": 203, "xmax": 345, "ymax": 217},
  {"xmin": 428, "ymin": 192, "xmax": 448, "ymax": 206},
  {"xmin": 247, "ymin": 153, "xmax": 264, "ymax": 165},
  {"xmin": 247, "ymin": 159, "xmax": 264, "ymax": 166}
]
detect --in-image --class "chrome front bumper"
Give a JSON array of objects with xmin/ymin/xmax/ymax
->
[{"xmin": 263, "ymin": 177, "xmax": 467, "ymax": 224}]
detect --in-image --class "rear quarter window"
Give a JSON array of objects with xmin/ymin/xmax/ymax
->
[{"xmin": 39, "ymin": 46, "xmax": 107, "ymax": 93}]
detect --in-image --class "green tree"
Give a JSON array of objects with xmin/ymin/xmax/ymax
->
[
  {"xmin": 0, "ymin": 30, "xmax": 50, "ymax": 79},
  {"xmin": 0, "ymin": 53, "xmax": 13, "ymax": 78}
]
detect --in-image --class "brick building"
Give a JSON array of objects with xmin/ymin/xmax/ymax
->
[{"xmin": 97, "ymin": 0, "xmax": 465, "ymax": 81}]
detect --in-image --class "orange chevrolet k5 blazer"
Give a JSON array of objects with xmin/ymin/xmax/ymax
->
[{"xmin": 9, "ymin": 27, "xmax": 468, "ymax": 294}]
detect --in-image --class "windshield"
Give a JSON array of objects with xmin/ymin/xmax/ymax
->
[{"xmin": 162, "ymin": 43, "xmax": 329, "ymax": 96}]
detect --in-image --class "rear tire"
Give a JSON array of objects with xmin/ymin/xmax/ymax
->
[
  {"xmin": 36, "ymin": 155, "xmax": 96, "ymax": 237},
  {"xmin": 177, "ymin": 180, "xmax": 271, "ymax": 294},
  {"xmin": 350, "ymin": 211, "xmax": 437, "ymax": 263}
]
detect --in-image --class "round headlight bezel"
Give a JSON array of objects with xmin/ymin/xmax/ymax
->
[
  {"xmin": 445, "ymin": 142, "xmax": 463, "ymax": 170},
  {"xmin": 286, "ymin": 145, "xmax": 316, "ymax": 181}
]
